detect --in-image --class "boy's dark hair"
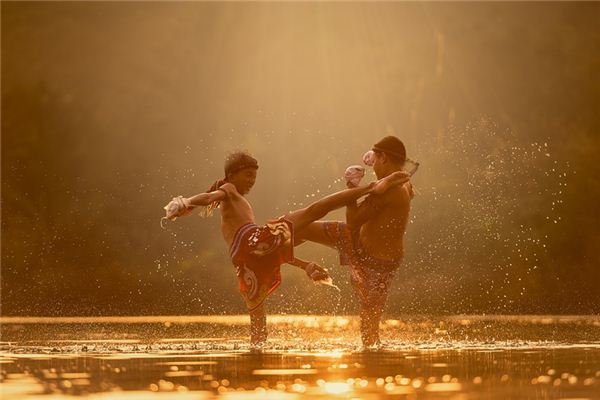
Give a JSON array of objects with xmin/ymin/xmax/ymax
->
[
  {"xmin": 202, "ymin": 151, "xmax": 259, "ymax": 217},
  {"xmin": 372, "ymin": 136, "xmax": 406, "ymax": 164},
  {"xmin": 206, "ymin": 151, "xmax": 259, "ymax": 193},
  {"xmin": 224, "ymin": 151, "xmax": 259, "ymax": 177}
]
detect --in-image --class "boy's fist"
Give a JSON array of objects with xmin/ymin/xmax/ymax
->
[
  {"xmin": 362, "ymin": 150, "xmax": 376, "ymax": 166},
  {"xmin": 163, "ymin": 196, "xmax": 193, "ymax": 220},
  {"xmin": 344, "ymin": 165, "xmax": 366, "ymax": 188}
]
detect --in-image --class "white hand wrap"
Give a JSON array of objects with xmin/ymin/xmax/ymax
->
[
  {"xmin": 163, "ymin": 196, "xmax": 191, "ymax": 220},
  {"xmin": 362, "ymin": 150, "xmax": 376, "ymax": 166},
  {"xmin": 344, "ymin": 165, "xmax": 365, "ymax": 187}
]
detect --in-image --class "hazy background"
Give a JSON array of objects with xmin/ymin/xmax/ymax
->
[{"xmin": 2, "ymin": 2, "xmax": 599, "ymax": 316}]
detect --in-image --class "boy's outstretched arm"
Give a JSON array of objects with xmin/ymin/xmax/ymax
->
[
  {"xmin": 186, "ymin": 189, "xmax": 227, "ymax": 207},
  {"xmin": 163, "ymin": 189, "xmax": 228, "ymax": 221}
]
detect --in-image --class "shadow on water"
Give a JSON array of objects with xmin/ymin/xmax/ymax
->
[{"xmin": 1, "ymin": 315, "xmax": 599, "ymax": 399}]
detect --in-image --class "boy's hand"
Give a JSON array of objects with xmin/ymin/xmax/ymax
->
[
  {"xmin": 362, "ymin": 150, "xmax": 376, "ymax": 166},
  {"xmin": 305, "ymin": 262, "xmax": 330, "ymax": 282},
  {"xmin": 163, "ymin": 196, "xmax": 194, "ymax": 220},
  {"xmin": 345, "ymin": 165, "xmax": 366, "ymax": 188},
  {"xmin": 371, "ymin": 171, "xmax": 411, "ymax": 195}
]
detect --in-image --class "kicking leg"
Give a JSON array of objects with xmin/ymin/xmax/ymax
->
[
  {"xmin": 286, "ymin": 185, "xmax": 372, "ymax": 233},
  {"xmin": 294, "ymin": 221, "xmax": 337, "ymax": 248},
  {"xmin": 286, "ymin": 171, "xmax": 409, "ymax": 233}
]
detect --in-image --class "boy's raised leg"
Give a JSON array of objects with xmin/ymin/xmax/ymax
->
[
  {"xmin": 286, "ymin": 171, "xmax": 409, "ymax": 233},
  {"xmin": 293, "ymin": 221, "xmax": 336, "ymax": 247},
  {"xmin": 285, "ymin": 185, "xmax": 372, "ymax": 233}
]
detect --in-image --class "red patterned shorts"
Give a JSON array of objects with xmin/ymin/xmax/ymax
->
[
  {"xmin": 230, "ymin": 218, "xmax": 294, "ymax": 311},
  {"xmin": 323, "ymin": 221, "xmax": 401, "ymax": 308}
]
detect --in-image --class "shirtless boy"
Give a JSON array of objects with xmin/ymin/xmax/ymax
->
[
  {"xmin": 295, "ymin": 136, "xmax": 414, "ymax": 348},
  {"xmin": 163, "ymin": 151, "xmax": 410, "ymax": 347}
]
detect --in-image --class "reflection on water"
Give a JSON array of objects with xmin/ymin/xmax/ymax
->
[{"xmin": 1, "ymin": 315, "xmax": 599, "ymax": 399}]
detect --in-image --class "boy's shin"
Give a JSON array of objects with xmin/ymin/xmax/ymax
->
[{"xmin": 250, "ymin": 305, "xmax": 267, "ymax": 345}]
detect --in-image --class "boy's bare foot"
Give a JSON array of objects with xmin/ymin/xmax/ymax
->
[
  {"xmin": 359, "ymin": 344, "xmax": 384, "ymax": 353},
  {"xmin": 249, "ymin": 342, "xmax": 266, "ymax": 353},
  {"xmin": 371, "ymin": 171, "xmax": 410, "ymax": 195}
]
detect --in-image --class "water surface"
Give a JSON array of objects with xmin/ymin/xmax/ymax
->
[{"xmin": 1, "ymin": 315, "xmax": 599, "ymax": 399}]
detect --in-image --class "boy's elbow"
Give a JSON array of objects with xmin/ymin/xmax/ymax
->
[{"xmin": 189, "ymin": 194, "xmax": 210, "ymax": 207}]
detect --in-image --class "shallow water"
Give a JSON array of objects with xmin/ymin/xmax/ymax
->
[{"xmin": 1, "ymin": 315, "xmax": 599, "ymax": 399}]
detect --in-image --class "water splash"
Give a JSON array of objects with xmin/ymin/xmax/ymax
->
[
  {"xmin": 315, "ymin": 276, "xmax": 341, "ymax": 292},
  {"xmin": 404, "ymin": 116, "xmax": 570, "ymax": 313}
]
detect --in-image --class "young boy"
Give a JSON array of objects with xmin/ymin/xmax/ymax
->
[
  {"xmin": 294, "ymin": 136, "xmax": 414, "ymax": 348},
  {"xmin": 163, "ymin": 151, "xmax": 410, "ymax": 346}
]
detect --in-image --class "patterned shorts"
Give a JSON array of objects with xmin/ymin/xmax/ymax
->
[
  {"xmin": 230, "ymin": 218, "xmax": 294, "ymax": 311},
  {"xmin": 323, "ymin": 221, "xmax": 401, "ymax": 308}
]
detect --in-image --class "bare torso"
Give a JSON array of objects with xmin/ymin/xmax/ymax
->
[
  {"xmin": 218, "ymin": 183, "xmax": 256, "ymax": 246},
  {"xmin": 358, "ymin": 182, "xmax": 412, "ymax": 261}
]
